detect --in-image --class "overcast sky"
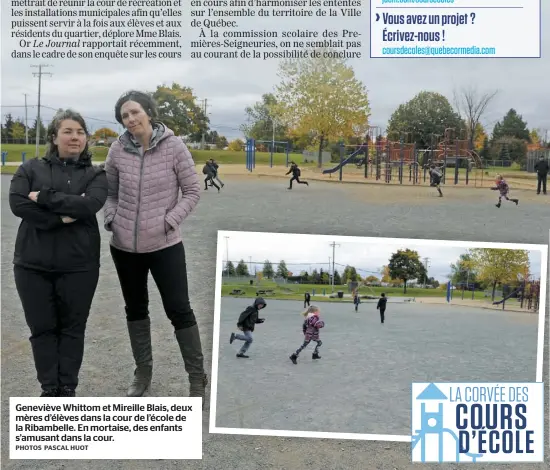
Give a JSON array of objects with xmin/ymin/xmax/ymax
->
[
  {"xmin": 1, "ymin": 3, "xmax": 548, "ymax": 141},
  {"xmin": 218, "ymin": 232, "xmax": 544, "ymax": 282}
]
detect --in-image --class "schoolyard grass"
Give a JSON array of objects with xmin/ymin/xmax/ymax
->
[
  {"xmin": 0, "ymin": 144, "xmax": 533, "ymax": 189},
  {"xmin": 220, "ymin": 280, "xmax": 489, "ymax": 302}
]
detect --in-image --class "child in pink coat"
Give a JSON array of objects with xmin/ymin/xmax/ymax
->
[{"xmin": 289, "ymin": 305, "xmax": 325, "ymax": 364}]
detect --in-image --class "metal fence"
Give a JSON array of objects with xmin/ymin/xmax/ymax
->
[
  {"xmin": 526, "ymin": 150, "xmax": 550, "ymax": 173},
  {"xmin": 302, "ymin": 150, "xmax": 332, "ymax": 164}
]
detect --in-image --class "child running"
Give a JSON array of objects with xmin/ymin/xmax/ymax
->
[
  {"xmin": 289, "ymin": 305, "xmax": 325, "ymax": 364},
  {"xmin": 229, "ymin": 297, "xmax": 266, "ymax": 358},
  {"xmin": 286, "ymin": 161, "xmax": 309, "ymax": 190},
  {"xmin": 377, "ymin": 293, "xmax": 387, "ymax": 324},
  {"xmin": 428, "ymin": 163, "xmax": 443, "ymax": 197},
  {"xmin": 353, "ymin": 291, "xmax": 360, "ymax": 312},
  {"xmin": 491, "ymin": 175, "xmax": 519, "ymax": 208}
]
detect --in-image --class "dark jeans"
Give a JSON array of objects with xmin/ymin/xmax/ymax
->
[
  {"xmin": 205, "ymin": 176, "xmax": 220, "ymax": 190},
  {"xmin": 380, "ymin": 308, "xmax": 386, "ymax": 323},
  {"xmin": 537, "ymin": 173, "xmax": 547, "ymax": 194},
  {"xmin": 110, "ymin": 243, "xmax": 197, "ymax": 330},
  {"xmin": 289, "ymin": 176, "xmax": 307, "ymax": 188},
  {"xmin": 14, "ymin": 266, "xmax": 99, "ymax": 391},
  {"xmin": 304, "ymin": 299, "xmax": 310, "ymax": 308}
]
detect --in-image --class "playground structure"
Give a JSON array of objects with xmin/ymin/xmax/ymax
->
[
  {"xmin": 246, "ymin": 137, "xmax": 290, "ymax": 171},
  {"xmin": 1, "ymin": 151, "xmax": 28, "ymax": 165},
  {"xmin": 240, "ymin": 130, "xmax": 540, "ymax": 187},
  {"xmin": 491, "ymin": 279, "xmax": 540, "ymax": 312},
  {"xmin": 321, "ymin": 127, "xmax": 486, "ymax": 186},
  {"xmin": 446, "ymin": 278, "xmax": 541, "ymax": 312}
]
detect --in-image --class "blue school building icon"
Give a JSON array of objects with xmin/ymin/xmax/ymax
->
[{"xmin": 411, "ymin": 383, "xmax": 483, "ymax": 463}]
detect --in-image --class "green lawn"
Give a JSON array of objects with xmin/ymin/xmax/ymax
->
[
  {"xmin": 0, "ymin": 144, "xmax": 305, "ymax": 166},
  {"xmin": 1, "ymin": 144, "xmax": 109, "ymax": 162},
  {"xmin": 1, "ymin": 166, "xmax": 18, "ymax": 175},
  {"xmin": 221, "ymin": 281, "xmax": 487, "ymax": 301},
  {"xmin": 0, "ymin": 144, "xmax": 531, "ymax": 181}
]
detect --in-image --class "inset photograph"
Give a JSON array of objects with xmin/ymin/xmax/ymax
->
[{"xmin": 210, "ymin": 231, "xmax": 546, "ymax": 440}]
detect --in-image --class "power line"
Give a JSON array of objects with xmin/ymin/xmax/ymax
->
[
  {"xmin": 31, "ymin": 64, "xmax": 52, "ymax": 158},
  {"xmin": 422, "ymin": 257, "xmax": 430, "ymax": 288},
  {"xmin": 329, "ymin": 241, "xmax": 340, "ymax": 293},
  {"xmin": 23, "ymin": 94, "xmax": 29, "ymax": 145},
  {"xmin": 198, "ymin": 98, "xmax": 211, "ymax": 149}
]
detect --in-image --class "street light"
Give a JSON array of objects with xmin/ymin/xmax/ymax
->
[{"xmin": 224, "ymin": 236, "xmax": 230, "ymax": 274}]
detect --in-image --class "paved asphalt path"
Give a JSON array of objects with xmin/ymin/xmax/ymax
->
[
  {"xmin": 1, "ymin": 174, "xmax": 548, "ymax": 469},
  {"xmin": 214, "ymin": 298, "xmax": 539, "ymax": 436}
]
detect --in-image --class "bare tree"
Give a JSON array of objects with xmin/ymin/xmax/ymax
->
[{"xmin": 453, "ymin": 86, "xmax": 498, "ymax": 150}]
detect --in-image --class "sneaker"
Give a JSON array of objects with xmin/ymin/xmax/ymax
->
[
  {"xmin": 229, "ymin": 333, "xmax": 235, "ymax": 344},
  {"xmin": 289, "ymin": 354, "xmax": 298, "ymax": 364},
  {"xmin": 236, "ymin": 353, "xmax": 249, "ymax": 358},
  {"xmin": 58, "ymin": 387, "xmax": 76, "ymax": 397},
  {"xmin": 312, "ymin": 352, "xmax": 321, "ymax": 360},
  {"xmin": 40, "ymin": 389, "xmax": 58, "ymax": 397},
  {"xmin": 495, "ymin": 203, "xmax": 501, "ymax": 208}
]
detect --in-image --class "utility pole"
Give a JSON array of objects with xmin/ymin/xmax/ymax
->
[
  {"xmin": 23, "ymin": 93, "xmax": 29, "ymax": 145},
  {"xmin": 329, "ymin": 242, "xmax": 340, "ymax": 293},
  {"xmin": 224, "ymin": 236, "xmax": 229, "ymax": 272},
  {"xmin": 199, "ymin": 98, "xmax": 209, "ymax": 150},
  {"xmin": 31, "ymin": 64, "xmax": 52, "ymax": 158},
  {"xmin": 462, "ymin": 268, "xmax": 471, "ymax": 300},
  {"xmin": 271, "ymin": 115, "xmax": 276, "ymax": 153},
  {"xmin": 422, "ymin": 257, "xmax": 430, "ymax": 288}
]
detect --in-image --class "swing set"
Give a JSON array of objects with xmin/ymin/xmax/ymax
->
[{"xmin": 245, "ymin": 137, "xmax": 291, "ymax": 171}]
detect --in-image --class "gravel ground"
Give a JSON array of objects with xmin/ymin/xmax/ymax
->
[
  {"xmin": 214, "ymin": 298, "xmax": 539, "ymax": 436},
  {"xmin": 1, "ymin": 174, "xmax": 548, "ymax": 469}
]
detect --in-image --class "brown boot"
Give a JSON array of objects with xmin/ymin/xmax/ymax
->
[{"xmin": 175, "ymin": 324, "xmax": 208, "ymax": 410}]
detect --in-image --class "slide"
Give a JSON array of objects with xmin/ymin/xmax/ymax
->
[
  {"xmin": 322, "ymin": 146, "xmax": 366, "ymax": 174},
  {"xmin": 492, "ymin": 287, "xmax": 522, "ymax": 305}
]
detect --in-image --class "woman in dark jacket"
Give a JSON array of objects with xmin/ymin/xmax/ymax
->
[{"xmin": 9, "ymin": 109, "xmax": 108, "ymax": 397}]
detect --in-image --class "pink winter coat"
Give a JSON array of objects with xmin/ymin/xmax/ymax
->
[{"xmin": 103, "ymin": 123, "xmax": 200, "ymax": 253}]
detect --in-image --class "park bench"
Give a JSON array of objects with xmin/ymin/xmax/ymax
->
[
  {"xmin": 230, "ymin": 289, "xmax": 245, "ymax": 295},
  {"xmin": 256, "ymin": 289, "xmax": 275, "ymax": 296}
]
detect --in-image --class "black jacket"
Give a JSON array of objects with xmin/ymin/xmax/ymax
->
[
  {"xmin": 534, "ymin": 159, "xmax": 549, "ymax": 175},
  {"xmin": 377, "ymin": 297, "xmax": 387, "ymax": 310},
  {"xmin": 9, "ymin": 152, "xmax": 108, "ymax": 273},
  {"xmin": 286, "ymin": 164, "xmax": 300, "ymax": 177},
  {"xmin": 202, "ymin": 162, "xmax": 215, "ymax": 177},
  {"xmin": 237, "ymin": 297, "xmax": 266, "ymax": 332}
]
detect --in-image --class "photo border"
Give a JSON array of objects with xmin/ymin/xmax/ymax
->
[{"xmin": 209, "ymin": 230, "xmax": 547, "ymax": 442}]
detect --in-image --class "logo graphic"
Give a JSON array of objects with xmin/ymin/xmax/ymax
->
[{"xmin": 411, "ymin": 383, "xmax": 544, "ymax": 463}]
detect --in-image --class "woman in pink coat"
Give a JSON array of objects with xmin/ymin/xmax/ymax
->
[{"xmin": 104, "ymin": 90, "xmax": 207, "ymax": 407}]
